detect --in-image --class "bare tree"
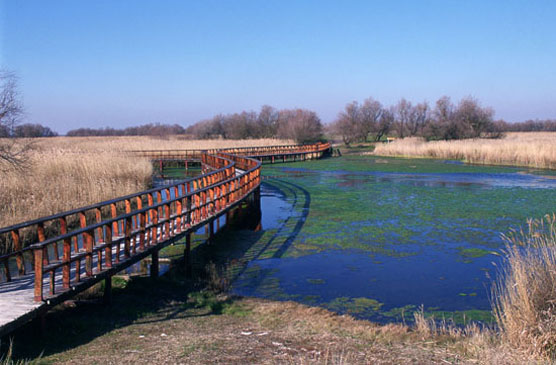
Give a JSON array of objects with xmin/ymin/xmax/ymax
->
[
  {"xmin": 393, "ymin": 98, "xmax": 413, "ymax": 138},
  {"xmin": 277, "ymin": 109, "xmax": 323, "ymax": 143},
  {"xmin": 406, "ymin": 101, "xmax": 429, "ymax": 136},
  {"xmin": 373, "ymin": 108, "xmax": 393, "ymax": 141},
  {"xmin": 455, "ymin": 97, "xmax": 494, "ymax": 138},
  {"xmin": 0, "ymin": 70, "xmax": 28, "ymax": 170},
  {"xmin": 333, "ymin": 101, "xmax": 360, "ymax": 145},
  {"xmin": 257, "ymin": 105, "xmax": 279, "ymax": 138},
  {"xmin": 423, "ymin": 96, "xmax": 455, "ymax": 140},
  {"xmin": 359, "ymin": 98, "xmax": 383, "ymax": 141}
]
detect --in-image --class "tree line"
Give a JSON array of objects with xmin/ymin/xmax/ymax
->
[
  {"xmin": 495, "ymin": 119, "xmax": 556, "ymax": 132},
  {"xmin": 186, "ymin": 106, "xmax": 323, "ymax": 143},
  {"xmin": 0, "ymin": 123, "xmax": 58, "ymax": 138},
  {"xmin": 66, "ymin": 123, "xmax": 186, "ymax": 137},
  {"xmin": 331, "ymin": 96, "xmax": 506, "ymax": 144}
]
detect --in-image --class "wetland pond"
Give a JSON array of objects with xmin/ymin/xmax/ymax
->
[{"xmin": 221, "ymin": 156, "xmax": 556, "ymax": 324}]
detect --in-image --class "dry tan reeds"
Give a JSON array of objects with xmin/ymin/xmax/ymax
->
[
  {"xmin": 493, "ymin": 214, "xmax": 556, "ymax": 358},
  {"xmin": 372, "ymin": 132, "xmax": 556, "ymax": 169},
  {"xmin": 0, "ymin": 136, "xmax": 292, "ymax": 229}
]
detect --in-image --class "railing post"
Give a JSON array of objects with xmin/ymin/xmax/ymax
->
[
  {"xmin": 137, "ymin": 197, "xmax": 145, "ymax": 251},
  {"xmin": 124, "ymin": 216, "xmax": 131, "ymax": 258},
  {"xmin": 105, "ymin": 223, "xmax": 113, "ymax": 268},
  {"xmin": 111, "ymin": 203, "xmax": 119, "ymax": 237},
  {"xmin": 125, "ymin": 199, "xmax": 134, "ymax": 254},
  {"xmin": 147, "ymin": 193, "xmax": 154, "ymax": 245},
  {"xmin": 11, "ymin": 229, "xmax": 24, "ymax": 275},
  {"xmin": 84, "ymin": 229, "xmax": 94, "ymax": 277},
  {"xmin": 60, "ymin": 217, "xmax": 71, "ymax": 289},
  {"xmin": 33, "ymin": 247, "xmax": 43, "ymax": 302}
]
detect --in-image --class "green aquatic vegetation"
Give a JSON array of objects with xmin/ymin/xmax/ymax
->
[
  {"xmin": 276, "ymin": 155, "xmax": 524, "ymax": 174},
  {"xmin": 456, "ymin": 247, "xmax": 495, "ymax": 259},
  {"xmin": 303, "ymin": 295, "xmax": 321, "ymax": 303},
  {"xmin": 425, "ymin": 309, "xmax": 495, "ymax": 325},
  {"xmin": 307, "ymin": 278, "xmax": 325, "ymax": 285},
  {"xmin": 326, "ymin": 297, "xmax": 384, "ymax": 317},
  {"xmin": 223, "ymin": 156, "xmax": 556, "ymax": 322},
  {"xmin": 382, "ymin": 305, "xmax": 418, "ymax": 319},
  {"xmin": 159, "ymin": 243, "xmax": 187, "ymax": 258},
  {"xmin": 382, "ymin": 305, "xmax": 494, "ymax": 325}
]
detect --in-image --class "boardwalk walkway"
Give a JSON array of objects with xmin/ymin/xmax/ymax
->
[{"xmin": 0, "ymin": 143, "xmax": 331, "ymax": 337}]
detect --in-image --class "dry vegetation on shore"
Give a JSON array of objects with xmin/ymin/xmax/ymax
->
[
  {"xmin": 372, "ymin": 132, "xmax": 556, "ymax": 169},
  {"xmin": 0, "ymin": 136, "xmax": 292, "ymax": 229},
  {"xmin": 22, "ymin": 297, "xmax": 542, "ymax": 364},
  {"xmin": 493, "ymin": 214, "xmax": 556, "ymax": 357}
]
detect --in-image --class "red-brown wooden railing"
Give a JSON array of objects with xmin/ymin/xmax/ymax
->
[{"xmin": 0, "ymin": 142, "xmax": 330, "ymax": 303}]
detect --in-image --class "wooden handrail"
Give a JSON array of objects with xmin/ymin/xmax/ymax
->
[{"xmin": 0, "ymin": 142, "xmax": 329, "ymax": 303}]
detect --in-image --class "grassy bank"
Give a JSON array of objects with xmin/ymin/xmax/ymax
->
[
  {"xmin": 372, "ymin": 132, "xmax": 556, "ymax": 169},
  {"xmin": 0, "ymin": 136, "xmax": 292, "ymax": 229}
]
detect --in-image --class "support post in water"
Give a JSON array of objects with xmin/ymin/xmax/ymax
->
[
  {"xmin": 208, "ymin": 219, "xmax": 214, "ymax": 244},
  {"xmin": 185, "ymin": 233, "xmax": 192, "ymax": 278},
  {"xmin": 151, "ymin": 250, "xmax": 159, "ymax": 278},
  {"xmin": 104, "ymin": 277, "xmax": 112, "ymax": 304}
]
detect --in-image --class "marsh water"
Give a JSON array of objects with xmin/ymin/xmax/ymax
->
[{"xmin": 225, "ymin": 156, "xmax": 556, "ymax": 324}]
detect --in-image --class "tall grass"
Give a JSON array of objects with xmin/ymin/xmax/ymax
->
[
  {"xmin": 37, "ymin": 135, "xmax": 294, "ymax": 152},
  {"xmin": 493, "ymin": 214, "xmax": 556, "ymax": 357},
  {"xmin": 0, "ymin": 136, "xmax": 292, "ymax": 229},
  {"xmin": 372, "ymin": 132, "xmax": 556, "ymax": 169}
]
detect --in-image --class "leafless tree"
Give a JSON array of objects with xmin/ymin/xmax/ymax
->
[
  {"xmin": 373, "ymin": 108, "xmax": 394, "ymax": 141},
  {"xmin": 422, "ymin": 96, "xmax": 499, "ymax": 140},
  {"xmin": 455, "ymin": 97, "xmax": 494, "ymax": 138},
  {"xmin": 0, "ymin": 70, "xmax": 29, "ymax": 170},
  {"xmin": 423, "ymin": 96, "xmax": 456, "ymax": 140},
  {"xmin": 333, "ymin": 101, "xmax": 360, "ymax": 145},
  {"xmin": 393, "ymin": 98, "xmax": 413, "ymax": 138},
  {"xmin": 359, "ymin": 98, "xmax": 383, "ymax": 141},
  {"xmin": 277, "ymin": 109, "xmax": 323, "ymax": 143},
  {"xmin": 222, "ymin": 111, "xmax": 258, "ymax": 139},
  {"xmin": 406, "ymin": 102, "xmax": 429, "ymax": 136},
  {"xmin": 257, "ymin": 105, "xmax": 279, "ymax": 138},
  {"xmin": 332, "ymin": 98, "xmax": 388, "ymax": 143}
]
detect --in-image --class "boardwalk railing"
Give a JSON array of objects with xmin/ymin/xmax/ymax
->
[
  {"xmin": 130, "ymin": 142, "xmax": 331, "ymax": 161},
  {"xmin": 0, "ymin": 142, "xmax": 330, "ymax": 306}
]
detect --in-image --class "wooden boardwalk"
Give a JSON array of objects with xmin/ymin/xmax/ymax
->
[{"xmin": 0, "ymin": 143, "xmax": 331, "ymax": 337}]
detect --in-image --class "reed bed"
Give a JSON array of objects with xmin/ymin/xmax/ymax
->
[
  {"xmin": 0, "ymin": 149, "xmax": 152, "ymax": 229},
  {"xmin": 493, "ymin": 214, "xmax": 556, "ymax": 358},
  {"xmin": 36, "ymin": 136, "xmax": 294, "ymax": 152},
  {"xmin": 372, "ymin": 132, "xmax": 556, "ymax": 169},
  {"xmin": 0, "ymin": 136, "xmax": 292, "ymax": 230}
]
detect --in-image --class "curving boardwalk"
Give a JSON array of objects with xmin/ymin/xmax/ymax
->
[{"xmin": 0, "ymin": 142, "xmax": 331, "ymax": 337}]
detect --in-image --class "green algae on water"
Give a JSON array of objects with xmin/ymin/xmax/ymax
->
[{"xmin": 326, "ymin": 297, "xmax": 384, "ymax": 317}]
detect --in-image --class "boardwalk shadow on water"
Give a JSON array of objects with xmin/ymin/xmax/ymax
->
[
  {"xmin": 194, "ymin": 179, "xmax": 311, "ymax": 291},
  {"xmin": 2, "ymin": 179, "xmax": 310, "ymax": 360}
]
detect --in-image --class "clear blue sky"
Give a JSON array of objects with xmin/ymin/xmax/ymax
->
[{"xmin": 1, "ymin": 0, "xmax": 555, "ymax": 134}]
